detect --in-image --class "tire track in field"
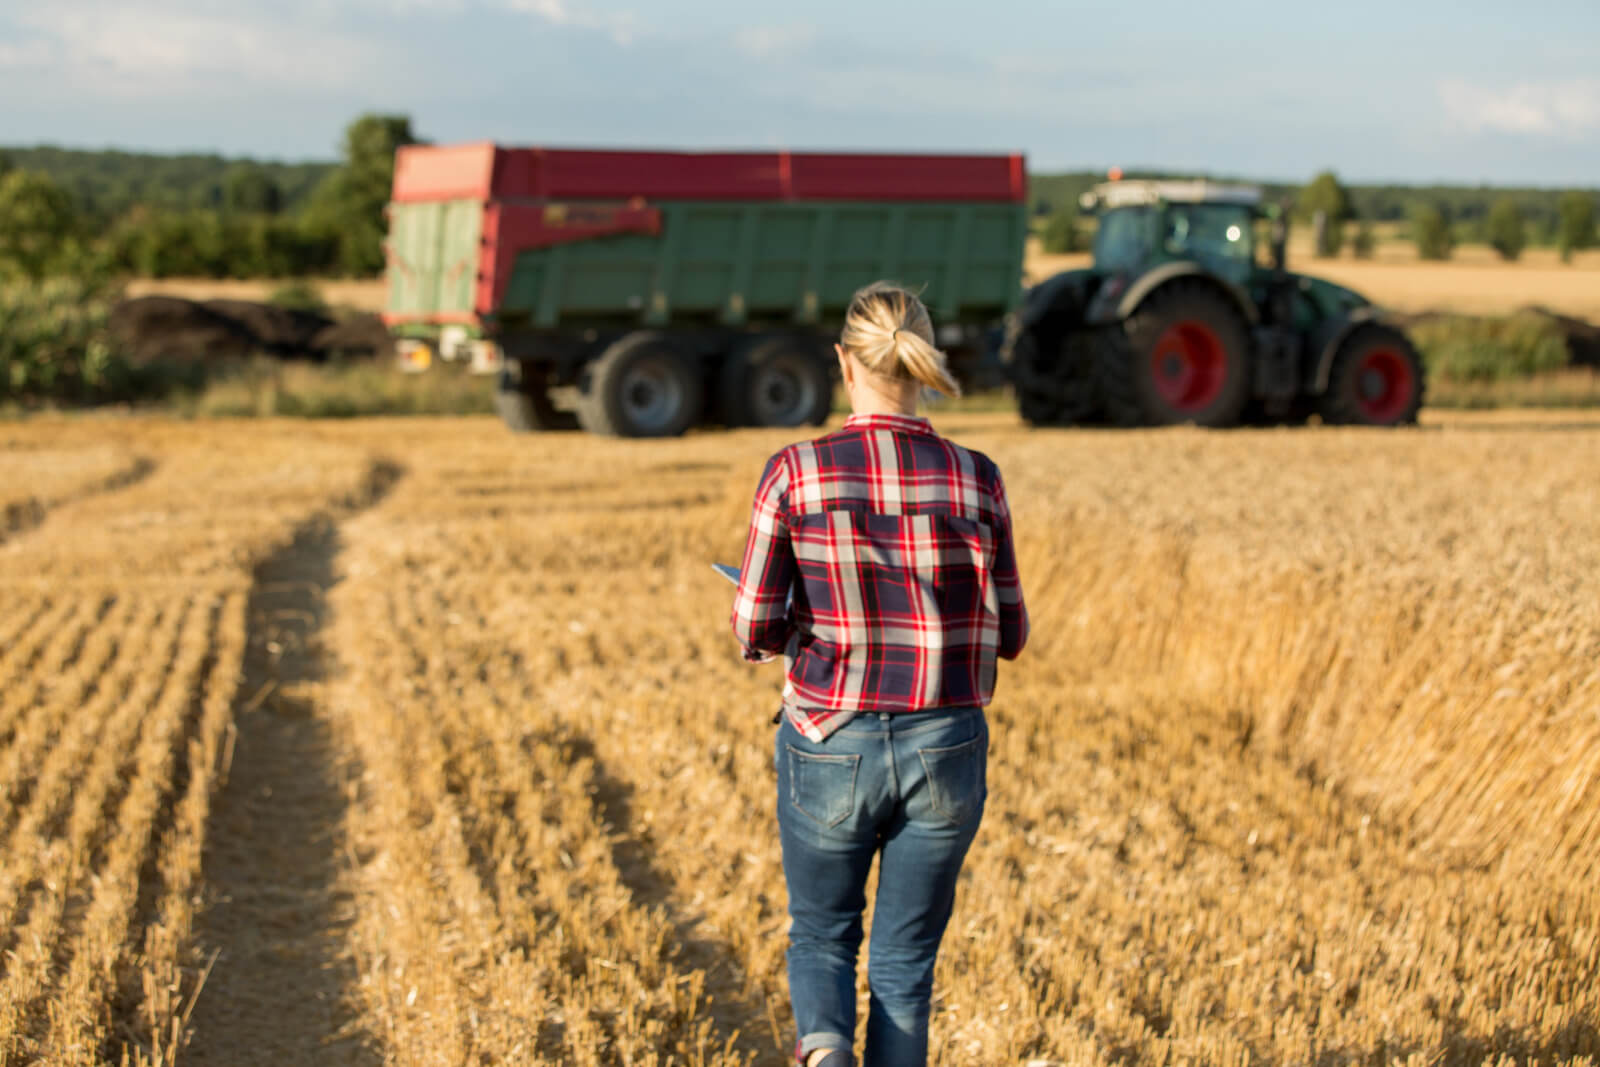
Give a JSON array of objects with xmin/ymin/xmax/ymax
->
[
  {"xmin": 0, "ymin": 455, "xmax": 157, "ymax": 545},
  {"xmin": 563, "ymin": 731, "xmax": 783, "ymax": 1063},
  {"xmin": 182, "ymin": 460, "xmax": 400, "ymax": 1067}
]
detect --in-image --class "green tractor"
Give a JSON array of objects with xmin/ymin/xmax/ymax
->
[{"xmin": 1005, "ymin": 179, "xmax": 1425, "ymax": 427}]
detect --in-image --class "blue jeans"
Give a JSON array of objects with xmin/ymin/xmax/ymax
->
[{"xmin": 775, "ymin": 706, "xmax": 987, "ymax": 1066}]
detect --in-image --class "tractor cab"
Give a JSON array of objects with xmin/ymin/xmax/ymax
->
[{"xmin": 1080, "ymin": 180, "xmax": 1268, "ymax": 291}]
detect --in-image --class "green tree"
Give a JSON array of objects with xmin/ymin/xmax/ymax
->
[
  {"xmin": 305, "ymin": 113, "xmax": 418, "ymax": 276},
  {"xmin": 0, "ymin": 170, "xmax": 79, "ymax": 279},
  {"xmin": 1299, "ymin": 170, "xmax": 1351, "ymax": 257},
  {"xmin": 1486, "ymin": 196, "xmax": 1526, "ymax": 261},
  {"xmin": 1039, "ymin": 210, "xmax": 1082, "ymax": 254},
  {"xmin": 1351, "ymin": 219, "xmax": 1376, "ymax": 259},
  {"xmin": 1411, "ymin": 203, "xmax": 1454, "ymax": 261},
  {"xmin": 225, "ymin": 164, "xmax": 283, "ymax": 215},
  {"xmin": 1556, "ymin": 191, "xmax": 1596, "ymax": 263}
]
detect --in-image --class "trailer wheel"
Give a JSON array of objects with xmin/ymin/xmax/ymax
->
[
  {"xmin": 1319, "ymin": 324, "xmax": 1425, "ymax": 426},
  {"xmin": 578, "ymin": 333, "xmax": 703, "ymax": 437},
  {"xmin": 1100, "ymin": 280, "xmax": 1251, "ymax": 427},
  {"xmin": 495, "ymin": 368, "xmax": 579, "ymax": 433},
  {"xmin": 721, "ymin": 336, "xmax": 833, "ymax": 428}
]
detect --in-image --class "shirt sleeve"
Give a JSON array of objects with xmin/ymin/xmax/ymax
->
[
  {"xmin": 990, "ymin": 467, "xmax": 1029, "ymax": 660},
  {"xmin": 731, "ymin": 451, "xmax": 796, "ymax": 662}
]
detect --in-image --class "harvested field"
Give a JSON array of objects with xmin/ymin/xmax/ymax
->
[{"xmin": 1, "ymin": 412, "xmax": 1597, "ymax": 1065}]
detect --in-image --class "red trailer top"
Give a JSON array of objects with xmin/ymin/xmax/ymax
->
[{"xmin": 392, "ymin": 143, "xmax": 1026, "ymax": 204}]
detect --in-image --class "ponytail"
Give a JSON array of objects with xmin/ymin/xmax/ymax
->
[{"xmin": 839, "ymin": 282, "xmax": 962, "ymax": 397}]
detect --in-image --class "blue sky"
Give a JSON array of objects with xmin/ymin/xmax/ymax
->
[{"xmin": 2, "ymin": 0, "xmax": 1597, "ymax": 185}]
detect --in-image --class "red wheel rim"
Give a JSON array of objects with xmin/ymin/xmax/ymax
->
[
  {"xmin": 1353, "ymin": 347, "xmax": 1414, "ymax": 423},
  {"xmin": 1150, "ymin": 320, "xmax": 1226, "ymax": 413}
]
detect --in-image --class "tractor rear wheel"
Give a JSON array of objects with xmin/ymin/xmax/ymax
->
[
  {"xmin": 1318, "ymin": 325, "xmax": 1424, "ymax": 426},
  {"xmin": 720, "ymin": 335, "xmax": 833, "ymax": 428},
  {"xmin": 578, "ymin": 333, "xmax": 704, "ymax": 437},
  {"xmin": 1012, "ymin": 327, "xmax": 1100, "ymax": 426},
  {"xmin": 1099, "ymin": 281, "xmax": 1251, "ymax": 427}
]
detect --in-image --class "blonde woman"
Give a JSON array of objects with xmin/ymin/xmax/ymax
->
[{"xmin": 732, "ymin": 282, "xmax": 1030, "ymax": 1066}]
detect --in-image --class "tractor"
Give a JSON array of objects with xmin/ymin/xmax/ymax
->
[{"xmin": 1004, "ymin": 179, "xmax": 1425, "ymax": 427}]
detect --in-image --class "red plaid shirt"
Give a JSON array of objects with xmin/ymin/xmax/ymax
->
[{"xmin": 731, "ymin": 413, "xmax": 1028, "ymax": 741}]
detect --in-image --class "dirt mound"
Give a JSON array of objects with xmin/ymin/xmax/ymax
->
[
  {"xmin": 199, "ymin": 299, "xmax": 332, "ymax": 355},
  {"xmin": 1522, "ymin": 306, "xmax": 1600, "ymax": 369},
  {"xmin": 312, "ymin": 315, "xmax": 394, "ymax": 360},
  {"xmin": 110, "ymin": 297, "xmax": 392, "ymax": 365},
  {"xmin": 109, "ymin": 297, "xmax": 258, "ymax": 366}
]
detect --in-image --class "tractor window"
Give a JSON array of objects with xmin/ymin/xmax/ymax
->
[
  {"xmin": 1093, "ymin": 208, "xmax": 1150, "ymax": 274},
  {"xmin": 1163, "ymin": 204, "xmax": 1254, "ymax": 265}
]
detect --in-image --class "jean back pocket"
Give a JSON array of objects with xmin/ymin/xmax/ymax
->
[
  {"xmin": 785, "ymin": 745, "xmax": 861, "ymax": 829},
  {"xmin": 917, "ymin": 732, "xmax": 986, "ymax": 827}
]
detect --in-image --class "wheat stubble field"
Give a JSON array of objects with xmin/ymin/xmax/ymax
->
[{"xmin": 2, "ymin": 412, "xmax": 1598, "ymax": 1066}]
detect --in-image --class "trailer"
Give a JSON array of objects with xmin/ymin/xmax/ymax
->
[{"xmin": 383, "ymin": 143, "xmax": 1028, "ymax": 436}]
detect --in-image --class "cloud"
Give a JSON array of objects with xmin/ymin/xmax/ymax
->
[
  {"xmin": 732, "ymin": 23, "xmax": 820, "ymax": 60},
  {"xmin": 501, "ymin": 0, "xmax": 641, "ymax": 46},
  {"xmin": 10, "ymin": 2, "xmax": 382, "ymax": 94},
  {"xmin": 1439, "ymin": 78, "xmax": 1600, "ymax": 138}
]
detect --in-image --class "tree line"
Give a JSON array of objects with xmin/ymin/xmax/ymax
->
[
  {"xmin": 1033, "ymin": 170, "xmax": 1599, "ymax": 262},
  {"xmin": 4, "ymin": 129, "xmax": 1597, "ymax": 279},
  {"xmin": 0, "ymin": 114, "xmax": 416, "ymax": 282}
]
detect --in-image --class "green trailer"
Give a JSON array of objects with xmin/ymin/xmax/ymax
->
[{"xmin": 384, "ymin": 143, "xmax": 1028, "ymax": 436}]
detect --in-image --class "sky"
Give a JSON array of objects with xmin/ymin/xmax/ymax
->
[{"xmin": 2, "ymin": 0, "xmax": 1598, "ymax": 186}]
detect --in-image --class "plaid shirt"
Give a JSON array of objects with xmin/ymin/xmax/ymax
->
[{"xmin": 731, "ymin": 413, "xmax": 1028, "ymax": 741}]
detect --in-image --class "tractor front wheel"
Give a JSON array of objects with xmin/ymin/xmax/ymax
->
[
  {"xmin": 1319, "ymin": 325, "xmax": 1425, "ymax": 426},
  {"xmin": 1100, "ymin": 281, "xmax": 1251, "ymax": 427}
]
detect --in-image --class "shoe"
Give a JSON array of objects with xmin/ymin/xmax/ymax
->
[{"xmin": 808, "ymin": 1052, "xmax": 853, "ymax": 1067}]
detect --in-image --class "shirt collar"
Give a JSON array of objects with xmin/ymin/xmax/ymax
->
[{"xmin": 843, "ymin": 412, "xmax": 936, "ymax": 436}]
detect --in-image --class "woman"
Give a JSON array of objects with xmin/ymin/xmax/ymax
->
[{"xmin": 731, "ymin": 282, "xmax": 1029, "ymax": 1066}]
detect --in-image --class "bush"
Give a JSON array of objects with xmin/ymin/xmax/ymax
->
[
  {"xmin": 1487, "ymin": 197, "xmax": 1526, "ymax": 261},
  {"xmin": 1557, "ymin": 191, "xmax": 1596, "ymax": 263},
  {"xmin": 1411, "ymin": 313, "xmax": 1570, "ymax": 383},
  {"xmin": 1351, "ymin": 220, "xmax": 1376, "ymax": 259},
  {"xmin": 1411, "ymin": 204, "xmax": 1454, "ymax": 261},
  {"xmin": 2, "ymin": 277, "xmax": 124, "ymax": 403},
  {"xmin": 1039, "ymin": 211, "xmax": 1083, "ymax": 254},
  {"xmin": 268, "ymin": 280, "xmax": 329, "ymax": 315}
]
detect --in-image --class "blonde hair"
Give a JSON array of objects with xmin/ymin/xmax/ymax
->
[{"xmin": 839, "ymin": 281, "xmax": 961, "ymax": 397}]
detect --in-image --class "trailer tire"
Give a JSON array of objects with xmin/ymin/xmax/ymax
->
[
  {"xmin": 495, "ymin": 369, "xmax": 579, "ymax": 433},
  {"xmin": 578, "ymin": 333, "xmax": 703, "ymax": 437},
  {"xmin": 1100, "ymin": 280, "xmax": 1251, "ymax": 427},
  {"xmin": 1318, "ymin": 324, "xmax": 1424, "ymax": 427},
  {"xmin": 720, "ymin": 335, "xmax": 833, "ymax": 428}
]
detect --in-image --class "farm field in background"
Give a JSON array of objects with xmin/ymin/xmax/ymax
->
[
  {"xmin": 2, "ymin": 413, "xmax": 1598, "ymax": 1065},
  {"xmin": 130, "ymin": 236, "xmax": 1600, "ymax": 323}
]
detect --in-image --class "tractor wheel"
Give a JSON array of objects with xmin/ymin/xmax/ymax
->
[
  {"xmin": 1012, "ymin": 328, "xmax": 1100, "ymax": 426},
  {"xmin": 1099, "ymin": 281, "xmax": 1251, "ymax": 427},
  {"xmin": 494, "ymin": 368, "xmax": 579, "ymax": 433},
  {"xmin": 578, "ymin": 333, "xmax": 704, "ymax": 437},
  {"xmin": 1318, "ymin": 325, "xmax": 1425, "ymax": 426},
  {"xmin": 720, "ymin": 335, "xmax": 833, "ymax": 428}
]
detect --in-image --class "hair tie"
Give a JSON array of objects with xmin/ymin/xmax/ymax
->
[{"xmin": 891, "ymin": 328, "xmax": 902, "ymax": 342}]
